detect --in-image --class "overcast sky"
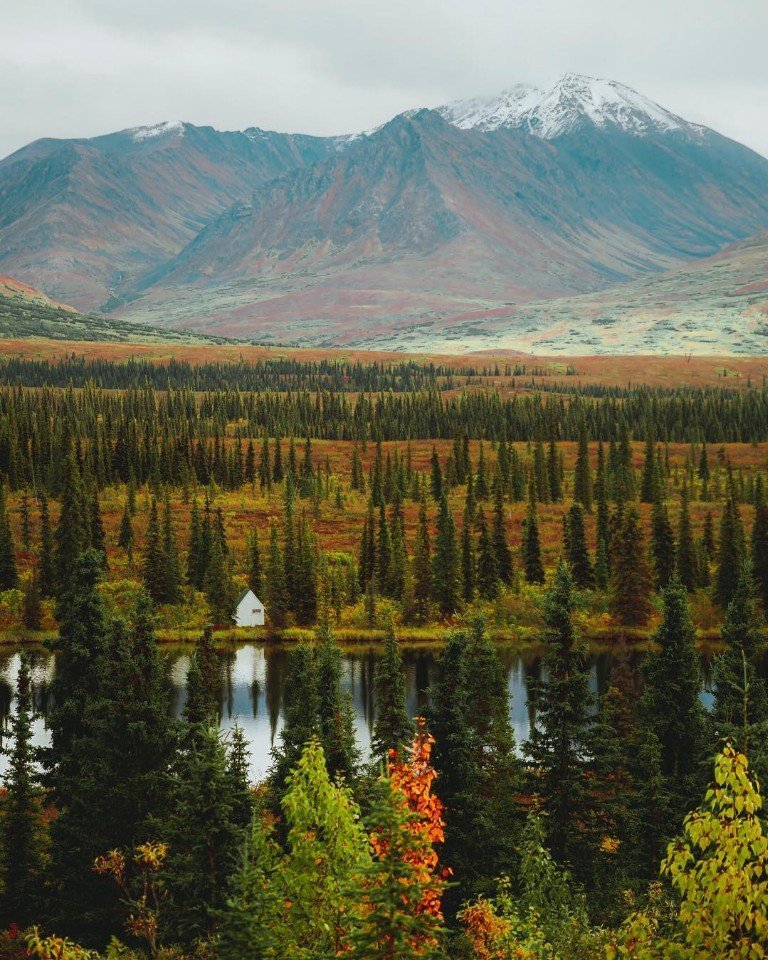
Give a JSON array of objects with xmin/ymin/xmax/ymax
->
[{"xmin": 3, "ymin": 0, "xmax": 767, "ymax": 159}]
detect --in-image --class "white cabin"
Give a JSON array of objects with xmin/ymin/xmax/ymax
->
[{"xmin": 234, "ymin": 589, "xmax": 265, "ymax": 627}]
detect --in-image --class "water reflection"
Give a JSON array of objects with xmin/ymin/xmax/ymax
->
[{"xmin": 0, "ymin": 642, "xmax": 728, "ymax": 782}]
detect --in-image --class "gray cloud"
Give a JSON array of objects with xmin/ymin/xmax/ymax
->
[{"xmin": 2, "ymin": 0, "xmax": 767, "ymax": 158}]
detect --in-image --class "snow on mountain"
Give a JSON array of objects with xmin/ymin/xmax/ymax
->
[
  {"xmin": 438, "ymin": 82, "xmax": 541, "ymax": 131},
  {"xmin": 130, "ymin": 120, "xmax": 185, "ymax": 143},
  {"xmin": 438, "ymin": 73, "xmax": 705, "ymax": 139}
]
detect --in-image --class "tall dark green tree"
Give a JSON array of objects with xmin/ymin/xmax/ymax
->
[
  {"xmin": 163, "ymin": 725, "xmax": 249, "ymax": 944},
  {"xmin": 651, "ymin": 498, "xmax": 676, "ymax": 590},
  {"xmin": 676, "ymin": 482, "xmax": 697, "ymax": 592},
  {"xmin": 638, "ymin": 574, "xmax": 707, "ymax": 812},
  {"xmin": 491, "ymin": 478, "xmax": 514, "ymax": 586},
  {"xmin": 86, "ymin": 593, "xmax": 178, "ymax": 860},
  {"xmin": 0, "ymin": 653, "xmax": 43, "ymax": 928},
  {"xmin": 432, "ymin": 492, "xmax": 460, "ymax": 616},
  {"xmin": 117, "ymin": 500, "xmax": 134, "ymax": 558},
  {"xmin": 142, "ymin": 498, "xmax": 165, "ymax": 604},
  {"xmin": 412, "ymin": 499, "xmax": 432, "ymax": 623},
  {"xmin": 522, "ymin": 479, "xmax": 545, "ymax": 584},
  {"xmin": 565, "ymin": 503, "xmax": 593, "ymax": 589},
  {"xmin": 475, "ymin": 506, "xmax": 498, "ymax": 600},
  {"xmin": 525, "ymin": 561, "xmax": 593, "ymax": 871},
  {"xmin": 53, "ymin": 450, "xmax": 86, "ymax": 605},
  {"xmin": 0, "ymin": 480, "xmax": 18, "ymax": 590},
  {"xmin": 430, "ymin": 620, "xmax": 519, "ymax": 911},
  {"xmin": 46, "ymin": 549, "xmax": 116, "ymax": 940},
  {"xmin": 370, "ymin": 619, "xmax": 413, "ymax": 764},
  {"xmin": 573, "ymin": 427, "xmax": 592, "ymax": 512},
  {"xmin": 161, "ymin": 495, "xmax": 182, "ymax": 603},
  {"xmin": 609, "ymin": 507, "xmax": 653, "ymax": 626},
  {"xmin": 712, "ymin": 562, "xmax": 768, "ymax": 777},
  {"xmin": 640, "ymin": 430, "xmax": 660, "ymax": 503},
  {"xmin": 37, "ymin": 491, "xmax": 54, "ymax": 595},
  {"xmin": 246, "ymin": 528, "xmax": 262, "ymax": 596},
  {"xmin": 751, "ymin": 490, "xmax": 768, "ymax": 610},
  {"xmin": 315, "ymin": 626, "xmax": 358, "ymax": 782},
  {"xmin": 715, "ymin": 489, "xmax": 745, "ymax": 608},
  {"xmin": 264, "ymin": 522, "xmax": 289, "ymax": 628},
  {"xmin": 269, "ymin": 643, "xmax": 320, "ymax": 795}
]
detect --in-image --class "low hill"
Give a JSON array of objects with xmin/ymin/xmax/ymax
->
[
  {"xmin": 0, "ymin": 274, "xmax": 228, "ymax": 343},
  {"xmin": 399, "ymin": 231, "xmax": 768, "ymax": 356}
]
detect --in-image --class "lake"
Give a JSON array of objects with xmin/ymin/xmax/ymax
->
[{"xmin": 0, "ymin": 642, "xmax": 715, "ymax": 782}]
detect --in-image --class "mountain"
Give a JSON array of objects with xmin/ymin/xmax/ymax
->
[
  {"xmin": 5, "ymin": 74, "xmax": 768, "ymax": 350},
  {"xmin": 115, "ymin": 77, "xmax": 768, "ymax": 343},
  {"xmin": 0, "ymin": 273, "xmax": 228, "ymax": 343},
  {"xmin": 0, "ymin": 121, "xmax": 342, "ymax": 311},
  {"xmin": 437, "ymin": 73, "xmax": 702, "ymax": 138}
]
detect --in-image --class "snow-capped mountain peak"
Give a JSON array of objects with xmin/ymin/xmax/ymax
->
[
  {"xmin": 129, "ymin": 120, "xmax": 185, "ymax": 143},
  {"xmin": 438, "ymin": 82, "xmax": 542, "ymax": 131},
  {"xmin": 438, "ymin": 74, "xmax": 704, "ymax": 139}
]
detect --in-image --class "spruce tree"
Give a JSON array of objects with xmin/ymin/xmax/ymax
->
[
  {"xmin": 475, "ymin": 442, "xmax": 489, "ymax": 500},
  {"xmin": 525, "ymin": 561, "xmax": 593, "ymax": 870},
  {"xmin": 0, "ymin": 480, "xmax": 18, "ymax": 590},
  {"xmin": 676, "ymin": 482, "xmax": 697, "ymax": 591},
  {"xmin": 265, "ymin": 522, "xmax": 289, "ymax": 628},
  {"xmin": 142, "ymin": 498, "xmax": 166, "ymax": 604},
  {"xmin": 371, "ymin": 619, "xmax": 413, "ymax": 764},
  {"xmin": 430, "ymin": 619, "xmax": 519, "ymax": 909},
  {"xmin": 609, "ymin": 507, "xmax": 653, "ymax": 626},
  {"xmin": 651, "ymin": 498, "xmax": 676, "ymax": 589},
  {"xmin": 751, "ymin": 491, "xmax": 768, "ymax": 609},
  {"xmin": 565, "ymin": 502, "xmax": 593, "ymax": 589},
  {"xmin": 475, "ymin": 506, "xmax": 498, "ymax": 600},
  {"xmin": 87, "ymin": 593, "xmax": 177, "ymax": 858},
  {"xmin": 89, "ymin": 488, "xmax": 107, "ymax": 567},
  {"xmin": 712, "ymin": 562, "xmax": 768, "ymax": 776},
  {"xmin": 431, "ymin": 492, "xmax": 460, "ymax": 616},
  {"xmin": 269, "ymin": 643, "xmax": 320, "ymax": 796},
  {"xmin": 715, "ymin": 489, "xmax": 745, "ymax": 608},
  {"xmin": 53, "ymin": 449, "xmax": 86, "ymax": 605},
  {"xmin": 460, "ymin": 505, "xmax": 476, "ymax": 603},
  {"xmin": 19, "ymin": 488, "xmax": 32, "ymax": 551},
  {"xmin": 163, "ymin": 725, "xmax": 249, "ymax": 944},
  {"xmin": 314, "ymin": 625, "xmax": 358, "ymax": 781},
  {"xmin": 38, "ymin": 491, "xmax": 54, "ymax": 595},
  {"xmin": 547, "ymin": 436, "xmax": 562, "ymax": 502},
  {"xmin": 412, "ymin": 499, "xmax": 432, "ymax": 623},
  {"xmin": 640, "ymin": 430, "xmax": 660, "ymax": 503},
  {"xmin": 161, "ymin": 495, "xmax": 182, "ymax": 603},
  {"xmin": 430, "ymin": 447, "xmax": 443, "ymax": 501},
  {"xmin": 118, "ymin": 500, "xmax": 134, "ymax": 558},
  {"xmin": 186, "ymin": 498, "xmax": 202, "ymax": 587},
  {"xmin": 205, "ymin": 529, "xmax": 234, "ymax": 623},
  {"xmin": 46, "ymin": 549, "xmax": 116, "ymax": 940},
  {"xmin": 573, "ymin": 427, "xmax": 592, "ymax": 512},
  {"xmin": 246, "ymin": 527, "xmax": 263, "ymax": 596},
  {"xmin": 491, "ymin": 477, "xmax": 514, "ymax": 585},
  {"xmin": 522, "ymin": 479, "xmax": 545, "ymax": 584},
  {"xmin": 638, "ymin": 574, "xmax": 707, "ymax": 811},
  {"xmin": 0, "ymin": 653, "xmax": 43, "ymax": 928}
]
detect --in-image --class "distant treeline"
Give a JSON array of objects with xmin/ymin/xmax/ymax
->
[{"xmin": 0, "ymin": 382, "xmax": 767, "ymax": 491}]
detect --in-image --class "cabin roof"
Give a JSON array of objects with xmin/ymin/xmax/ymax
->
[{"xmin": 235, "ymin": 588, "xmax": 263, "ymax": 608}]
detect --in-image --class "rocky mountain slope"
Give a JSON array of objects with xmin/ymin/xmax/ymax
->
[
  {"xmin": 3, "ymin": 74, "xmax": 768, "ymax": 350},
  {"xmin": 0, "ymin": 122, "xmax": 341, "ymax": 310},
  {"xmin": 117, "ymin": 80, "xmax": 768, "ymax": 342}
]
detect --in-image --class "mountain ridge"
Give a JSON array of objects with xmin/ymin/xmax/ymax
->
[{"xmin": 3, "ymin": 74, "xmax": 768, "ymax": 351}]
